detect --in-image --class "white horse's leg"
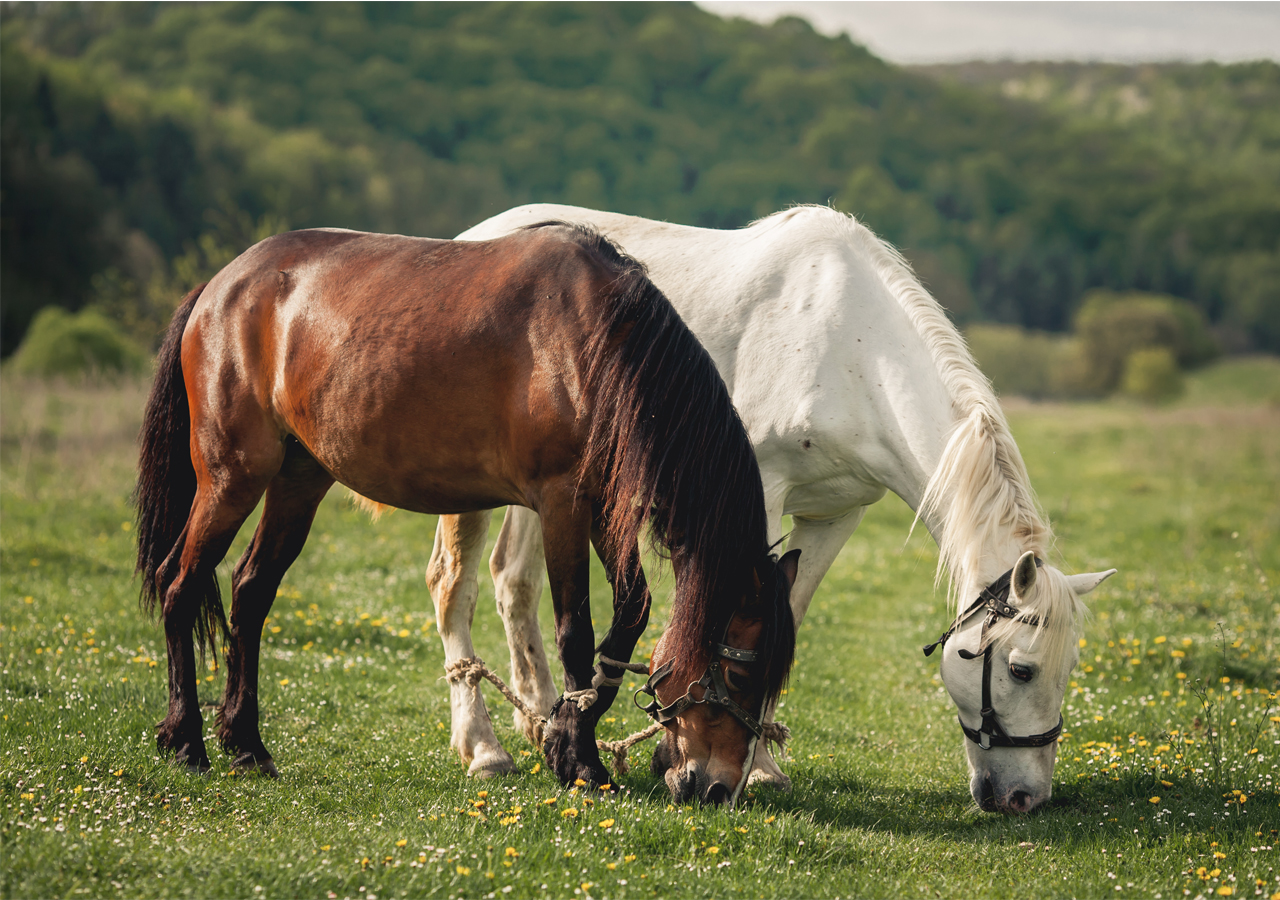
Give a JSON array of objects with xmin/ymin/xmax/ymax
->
[
  {"xmin": 490, "ymin": 506, "xmax": 559, "ymax": 747},
  {"xmin": 750, "ymin": 507, "xmax": 866, "ymax": 791},
  {"xmin": 427, "ymin": 510, "xmax": 516, "ymax": 778}
]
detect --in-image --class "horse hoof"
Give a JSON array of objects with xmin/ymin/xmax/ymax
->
[
  {"xmin": 174, "ymin": 756, "xmax": 211, "ymax": 776},
  {"xmin": 232, "ymin": 752, "xmax": 279, "ymax": 778},
  {"xmin": 747, "ymin": 768, "xmax": 792, "ymax": 792},
  {"xmin": 468, "ymin": 755, "xmax": 518, "ymax": 779}
]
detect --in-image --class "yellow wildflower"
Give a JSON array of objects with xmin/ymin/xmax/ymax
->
[{"xmin": 599, "ymin": 819, "xmax": 615, "ymax": 828}]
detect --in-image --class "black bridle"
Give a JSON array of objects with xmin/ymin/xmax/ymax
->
[
  {"xmin": 923, "ymin": 559, "xmax": 1063, "ymax": 751},
  {"xmin": 634, "ymin": 627, "xmax": 766, "ymax": 739}
]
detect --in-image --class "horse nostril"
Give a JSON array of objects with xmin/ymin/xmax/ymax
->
[
  {"xmin": 977, "ymin": 776, "xmax": 997, "ymax": 812},
  {"xmin": 1009, "ymin": 790, "xmax": 1034, "ymax": 813},
  {"xmin": 703, "ymin": 782, "xmax": 731, "ymax": 806}
]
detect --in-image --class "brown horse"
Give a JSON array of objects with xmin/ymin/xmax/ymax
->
[{"xmin": 134, "ymin": 223, "xmax": 797, "ymax": 799}]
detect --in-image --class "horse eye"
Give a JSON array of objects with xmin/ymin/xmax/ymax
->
[
  {"xmin": 1009, "ymin": 664, "xmax": 1034, "ymax": 683},
  {"xmin": 721, "ymin": 666, "xmax": 756, "ymax": 692}
]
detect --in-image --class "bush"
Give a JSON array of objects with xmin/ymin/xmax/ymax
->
[
  {"xmin": 9, "ymin": 306, "xmax": 147, "ymax": 379},
  {"xmin": 1073, "ymin": 291, "xmax": 1218, "ymax": 395},
  {"xmin": 1122, "ymin": 346, "xmax": 1184, "ymax": 403},
  {"xmin": 965, "ymin": 323, "xmax": 1083, "ymax": 399}
]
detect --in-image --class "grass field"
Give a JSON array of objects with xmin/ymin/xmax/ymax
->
[{"xmin": 2, "ymin": 359, "xmax": 1278, "ymax": 899}]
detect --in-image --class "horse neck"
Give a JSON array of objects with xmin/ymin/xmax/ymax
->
[{"xmin": 848, "ymin": 256, "xmax": 1045, "ymax": 608}]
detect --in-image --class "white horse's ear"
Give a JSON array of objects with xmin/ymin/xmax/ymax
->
[
  {"xmin": 1065, "ymin": 568, "xmax": 1117, "ymax": 596},
  {"xmin": 1011, "ymin": 550, "xmax": 1039, "ymax": 601}
]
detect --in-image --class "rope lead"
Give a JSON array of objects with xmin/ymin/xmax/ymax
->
[{"xmin": 442, "ymin": 654, "xmax": 790, "ymax": 778}]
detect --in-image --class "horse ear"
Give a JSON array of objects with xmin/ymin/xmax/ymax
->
[
  {"xmin": 1010, "ymin": 550, "xmax": 1039, "ymax": 601},
  {"xmin": 776, "ymin": 548, "xmax": 801, "ymax": 589},
  {"xmin": 1065, "ymin": 568, "xmax": 1117, "ymax": 596}
]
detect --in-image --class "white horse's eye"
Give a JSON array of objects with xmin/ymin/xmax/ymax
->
[{"xmin": 1009, "ymin": 664, "xmax": 1034, "ymax": 683}]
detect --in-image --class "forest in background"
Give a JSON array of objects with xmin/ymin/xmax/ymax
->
[{"xmin": 3, "ymin": 1, "xmax": 1278, "ymax": 356}]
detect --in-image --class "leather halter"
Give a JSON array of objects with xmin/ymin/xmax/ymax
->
[
  {"xmin": 634, "ymin": 627, "xmax": 766, "ymax": 738},
  {"xmin": 923, "ymin": 559, "xmax": 1063, "ymax": 751}
]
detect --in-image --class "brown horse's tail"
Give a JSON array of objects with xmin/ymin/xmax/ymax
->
[{"xmin": 134, "ymin": 284, "xmax": 225, "ymax": 655}]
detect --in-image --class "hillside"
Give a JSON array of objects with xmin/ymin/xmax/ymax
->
[{"xmin": 3, "ymin": 2, "xmax": 1277, "ymax": 354}]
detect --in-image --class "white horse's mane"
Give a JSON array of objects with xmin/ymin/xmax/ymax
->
[{"xmin": 764, "ymin": 206, "xmax": 1083, "ymax": 668}]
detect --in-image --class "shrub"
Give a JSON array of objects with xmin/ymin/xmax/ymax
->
[
  {"xmin": 1122, "ymin": 347, "xmax": 1184, "ymax": 403},
  {"xmin": 1073, "ymin": 291, "xmax": 1218, "ymax": 395},
  {"xmin": 965, "ymin": 323, "xmax": 1082, "ymax": 399},
  {"xmin": 9, "ymin": 306, "xmax": 147, "ymax": 379}
]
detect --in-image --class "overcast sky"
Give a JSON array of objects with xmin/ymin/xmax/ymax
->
[{"xmin": 698, "ymin": 2, "xmax": 1280, "ymax": 65}]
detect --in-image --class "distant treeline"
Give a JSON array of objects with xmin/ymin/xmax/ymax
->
[{"xmin": 2, "ymin": 2, "xmax": 1278, "ymax": 355}]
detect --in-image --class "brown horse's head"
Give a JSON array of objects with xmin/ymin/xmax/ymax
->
[{"xmin": 645, "ymin": 549, "xmax": 799, "ymax": 807}]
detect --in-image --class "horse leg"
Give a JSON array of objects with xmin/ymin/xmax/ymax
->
[
  {"xmin": 217, "ymin": 442, "xmax": 333, "ymax": 776},
  {"xmin": 427, "ymin": 510, "xmax": 517, "ymax": 778},
  {"xmin": 749, "ymin": 507, "xmax": 865, "ymax": 791},
  {"xmin": 490, "ymin": 506, "xmax": 558, "ymax": 746},
  {"xmin": 538, "ymin": 484, "xmax": 610, "ymax": 788},
  {"xmin": 155, "ymin": 469, "xmax": 276, "ymax": 772},
  {"xmin": 589, "ymin": 512, "xmax": 650, "ymax": 720}
]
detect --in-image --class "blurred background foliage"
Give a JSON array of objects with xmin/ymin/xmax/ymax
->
[{"xmin": 2, "ymin": 1, "xmax": 1277, "ymax": 376}]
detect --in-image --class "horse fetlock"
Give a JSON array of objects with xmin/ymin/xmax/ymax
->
[
  {"xmin": 543, "ymin": 705, "xmax": 610, "ymax": 788},
  {"xmin": 157, "ymin": 720, "xmax": 211, "ymax": 773}
]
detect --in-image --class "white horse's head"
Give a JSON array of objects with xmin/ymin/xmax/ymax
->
[{"xmin": 938, "ymin": 551, "xmax": 1115, "ymax": 813}]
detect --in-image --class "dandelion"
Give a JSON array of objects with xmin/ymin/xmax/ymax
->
[
  {"xmin": 561, "ymin": 808, "xmax": 578, "ymax": 818},
  {"xmin": 505, "ymin": 847, "xmax": 519, "ymax": 858},
  {"xmin": 574, "ymin": 778, "xmax": 587, "ymax": 786},
  {"xmin": 624, "ymin": 855, "xmax": 636, "ymax": 863},
  {"xmin": 1216, "ymin": 886, "xmax": 1232, "ymax": 896},
  {"xmin": 457, "ymin": 865, "xmax": 471, "ymax": 876},
  {"xmin": 599, "ymin": 819, "xmax": 615, "ymax": 828},
  {"xmin": 279, "ymin": 678, "xmax": 289, "ymax": 686},
  {"xmin": 1161, "ymin": 780, "xmax": 1173, "ymax": 787},
  {"xmin": 764, "ymin": 816, "xmax": 776, "ymax": 824},
  {"xmin": 543, "ymin": 798, "xmax": 557, "ymax": 805},
  {"xmin": 736, "ymin": 826, "xmax": 749, "ymax": 833},
  {"xmin": 581, "ymin": 883, "xmax": 592, "ymax": 892},
  {"xmin": 1214, "ymin": 852, "xmax": 1227, "ymax": 859},
  {"xmin": 706, "ymin": 846, "xmax": 719, "ymax": 855},
  {"xmin": 1154, "ymin": 636, "xmax": 1167, "ymax": 644},
  {"xmin": 607, "ymin": 863, "xmax": 617, "ymax": 870},
  {"xmin": 477, "ymin": 791, "xmax": 488, "ymax": 798},
  {"xmin": 531, "ymin": 763, "xmax": 541, "ymax": 774},
  {"xmin": 396, "ymin": 839, "xmax": 407, "ymax": 847},
  {"xmin": 1149, "ymin": 796, "xmax": 1161, "ymax": 804}
]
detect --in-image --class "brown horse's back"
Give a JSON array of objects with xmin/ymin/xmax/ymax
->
[{"xmin": 183, "ymin": 226, "xmax": 602, "ymax": 515}]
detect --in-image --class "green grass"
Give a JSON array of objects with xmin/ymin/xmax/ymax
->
[{"xmin": 2, "ymin": 360, "xmax": 1278, "ymax": 899}]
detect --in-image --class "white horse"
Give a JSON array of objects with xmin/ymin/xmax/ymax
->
[{"xmin": 425, "ymin": 204, "xmax": 1115, "ymax": 813}]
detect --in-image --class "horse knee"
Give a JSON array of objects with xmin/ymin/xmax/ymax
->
[{"xmin": 493, "ymin": 568, "xmax": 543, "ymax": 620}]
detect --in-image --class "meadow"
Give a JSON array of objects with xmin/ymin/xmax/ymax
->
[{"xmin": 2, "ymin": 359, "xmax": 1278, "ymax": 899}]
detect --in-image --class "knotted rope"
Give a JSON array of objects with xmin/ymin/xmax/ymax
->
[{"xmin": 442, "ymin": 655, "xmax": 790, "ymax": 777}]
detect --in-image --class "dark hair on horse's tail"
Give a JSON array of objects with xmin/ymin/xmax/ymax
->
[{"xmin": 134, "ymin": 284, "xmax": 226, "ymax": 656}]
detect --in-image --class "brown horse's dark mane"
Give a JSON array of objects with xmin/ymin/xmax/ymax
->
[{"xmin": 524, "ymin": 222, "xmax": 795, "ymax": 701}]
